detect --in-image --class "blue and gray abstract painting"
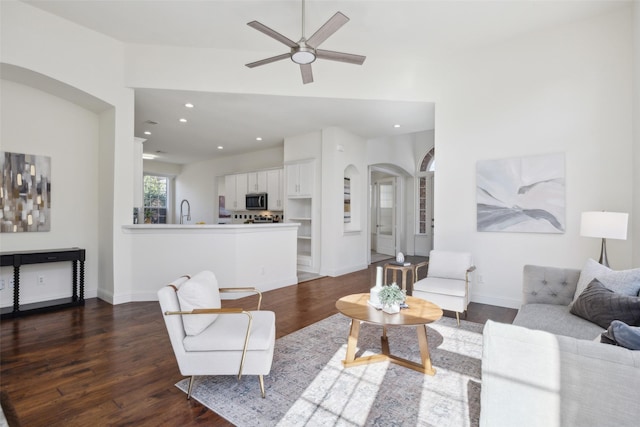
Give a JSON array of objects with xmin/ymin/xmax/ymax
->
[{"xmin": 476, "ymin": 153, "xmax": 565, "ymax": 233}]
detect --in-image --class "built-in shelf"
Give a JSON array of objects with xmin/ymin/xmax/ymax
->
[{"xmin": 285, "ymin": 160, "xmax": 316, "ymax": 273}]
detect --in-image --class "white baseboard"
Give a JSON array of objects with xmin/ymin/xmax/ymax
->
[
  {"xmin": 322, "ymin": 263, "xmax": 368, "ymax": 277},
  {"xmin": 470, "ymin": 292, "xmax": 521, "ymax": 309}
]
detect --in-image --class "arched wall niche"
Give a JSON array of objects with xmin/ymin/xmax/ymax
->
[{"xmin": 344, "ymin": 164, "xmax": 360, "ymax": 232}]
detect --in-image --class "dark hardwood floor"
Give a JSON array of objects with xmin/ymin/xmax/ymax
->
[{"xmin": 0, "ymin": 258, "xmax": 517, "ymax": 426}]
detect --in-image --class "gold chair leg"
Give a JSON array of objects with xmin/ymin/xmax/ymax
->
[
  {"xmin": 455, "ymin": 312, "xmax": 460, "ymax": 326},
  {"xmin": 187, "ymin": 376, "xmax": 195, "ymax": 400},
  {"xmin": 259, "ymin": 375, "xmax": 265, "ymax": 398}
]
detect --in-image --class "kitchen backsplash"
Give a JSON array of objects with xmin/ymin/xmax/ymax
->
[{"xmin": 229, "ymin": 210, "xmax": 283, "ymax": 224}]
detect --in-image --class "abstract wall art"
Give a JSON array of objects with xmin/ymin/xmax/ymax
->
[
  {"xmin": 476, "ymin": 153, "xmax": 565, "ymax": 233},
  {"xmin": 0, "ymin": 151, "xmax": 51, "ymax": 232}
]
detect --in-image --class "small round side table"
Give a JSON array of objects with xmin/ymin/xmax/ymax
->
[{"xmin": 383, "ymin": 261, "xmax": 428, "ymax": 295}]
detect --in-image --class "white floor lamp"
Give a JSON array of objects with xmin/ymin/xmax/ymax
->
[{"xmin": 580, "ymin": 211, "xmax": 628, "ymax": 267}]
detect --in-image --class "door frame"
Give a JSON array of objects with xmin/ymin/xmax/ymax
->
[
  {"xmin": 368, "ymin": 165, "xmax": 407, "ymax": 264},
  {"xmin": 374, "ymin": 176, "xmax": 396, "ymax": 256}
]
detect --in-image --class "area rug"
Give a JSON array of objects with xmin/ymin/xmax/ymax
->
[{"xmin": 176, "ymin": 314, "xmax": 484, "ymax": 426}]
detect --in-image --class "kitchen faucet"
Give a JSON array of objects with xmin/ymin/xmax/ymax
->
[{"xmin": 180, "ymin": 199, "xmax": 191, "ymax": 224}]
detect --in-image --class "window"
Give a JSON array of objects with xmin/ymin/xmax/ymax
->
[
  {"xmin": 417, "ymin": 148, "xmax": 435, "ymax": 234},
  {"xmin": 143, "ymin": 174, "xmax": 168, "ymax": 224}
]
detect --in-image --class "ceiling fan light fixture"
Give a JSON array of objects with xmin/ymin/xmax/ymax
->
[
  {"xmin": 291, "ymin": 47, "xmax": 316, "ymax": 64},
  {"xmin": 246, "ymin": 1, "xmax": 364, "ymax": 83}
]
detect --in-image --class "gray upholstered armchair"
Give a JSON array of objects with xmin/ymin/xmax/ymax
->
[
  {"xmin": 157, "ymin": 271, "xmax": 276, "ymax": 399},
  {"xmin": 412, "ymin": 250, "xmax": 475, "ymax": 325}
]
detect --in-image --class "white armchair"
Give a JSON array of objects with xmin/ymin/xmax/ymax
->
[
  {"xmin": 412, "ymin": 250, "xmax": 475, "ymax": 325},
  {"xmin": 157, "ymin": 271, "xmax": 276, "ymax": 399}
]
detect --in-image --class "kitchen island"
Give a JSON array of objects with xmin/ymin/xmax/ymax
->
[{"xmin": 122, "ymin": 223, "xmax": 299, "ymax": 301}]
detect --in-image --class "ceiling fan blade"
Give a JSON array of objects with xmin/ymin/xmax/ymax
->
[
  {"xmin": 300, "ymin": 64, "xmax": 313, "ymax": 84},
  {"xmin": 316, "ymin": 49, "xmax": 366, "ymax": 65},
  {"xmin": 306, "ymin": 12, "xmax": 349, "ymax": 48},
  {"xmin": 246, "ymin": 53, "xmax": 291, "ymax": 68},
  {"xmin": 247, "ymin": 21, "xmax": 298, "ymax": 48}
]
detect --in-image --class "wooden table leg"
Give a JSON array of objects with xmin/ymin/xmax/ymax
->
[
  {"xmin": 401, "ymin": 270, "xmax": 408, "ymax": 292},
  {"xmin": 344, "ymin": 319, "xmax": 360, "ymax": 363},
  {"xmin": 381, "ymin": 326, "xmax": 390, "ymax": 355},
  {"xmin": 417, "ymin": 324, "xmax": 436, "ymax": 375},
  {"xmin": 342, "ymin": 320, "xmax": 388, "ymax": 367}
]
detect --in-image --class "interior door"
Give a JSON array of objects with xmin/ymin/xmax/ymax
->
[{"xmin": 375, "ymin": 178, "xmax": 395, "ymax": 256}]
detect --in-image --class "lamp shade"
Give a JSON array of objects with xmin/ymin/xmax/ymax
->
[{"xmin": 580, "ymin": 211, "xmax": 628, "ymax": 240}]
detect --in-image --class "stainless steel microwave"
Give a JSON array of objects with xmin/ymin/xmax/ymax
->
[{"xmin": 246, "ymin": 193, "xmax": 268, "ymax": 210}]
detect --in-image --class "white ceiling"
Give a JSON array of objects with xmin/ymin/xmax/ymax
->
[{"xmin": 21, "ymin": 0, "xmax": 627, "ymax": 164}]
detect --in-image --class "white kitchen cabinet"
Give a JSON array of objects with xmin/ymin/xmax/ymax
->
[
  {"xmin": 247, "ymin": 170, "xmax": 267, "ymax": 193},
  {"xmin": 224, "ymin": 173, "xmax": 247, "ymax": 210},
  {"xmin": 286, "ymin": 160, "xmax": 314, "ymax": 197},
  {"xmin": 266, "ymin": 169, "xmax": 283, "ymax": 210}
]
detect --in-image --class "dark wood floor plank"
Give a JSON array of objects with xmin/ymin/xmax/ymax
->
[{"xmin": 1, "ymin": 258, "xmax": 517, "ymax": 426}]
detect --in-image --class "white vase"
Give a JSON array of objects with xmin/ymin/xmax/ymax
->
[
  {"xmin": 369, "ymin": 266, "xmax": 384, "ymax": 308},
  {"xmin": 382, "ymin": 303, "xmax": 400, "ymax": 314}
]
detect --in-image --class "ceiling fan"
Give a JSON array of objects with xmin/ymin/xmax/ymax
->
[{"xmin": 245, "ymin": 0, "xmax": 366, "ymax": 84}]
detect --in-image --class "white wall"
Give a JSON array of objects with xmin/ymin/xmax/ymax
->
[
  {"xmin": 320, "ymin": 127, "xmax": 368, "ymax": 276},
  {"xmin": 434, "ymin": 7, "xmax": 634, "ymax": 307},
  {"xmin": 3, "ymin": 1, "xmax": 636, "ymax": 308},
  {"xmin": 1, "ymin": 0, "xmax": 135, "ymax": 304},
  {"xmin": 0, "ymin": 80, "xmax": 100, "ymax": 306}
]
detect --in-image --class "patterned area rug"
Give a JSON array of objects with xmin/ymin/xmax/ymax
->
[{"xmin": 176, "ymin": 314, "xmax": 484, "ymax": 426}]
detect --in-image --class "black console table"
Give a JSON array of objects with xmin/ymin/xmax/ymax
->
[{"xmin": 1, "ymin": 248, "xmax": 85, "ymax": 319}]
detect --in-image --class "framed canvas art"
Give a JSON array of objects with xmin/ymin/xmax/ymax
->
[
  {"xmin": 0, "ymin": 151, "xmax": 51, "ymax": 232},
  {"xmin": 476, "ymin": 153, "xmax": 565, "ymax": 233}
]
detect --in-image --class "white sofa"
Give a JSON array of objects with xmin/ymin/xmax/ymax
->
[
  {"xmin": 481, "ymin": 320, "xmax": 640, "ymax": 427},
  {"xmin": 480, "ymin": 264, "xmax": 640, "ymax": 427}
]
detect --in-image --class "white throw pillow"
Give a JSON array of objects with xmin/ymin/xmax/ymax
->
[
  {"xmin": 176, "ymin": 270, "xmax": 221, "ymax": 336},
  {"xmin": 571, "ymin": 259, "xmax": 611, "ymax": 306}
]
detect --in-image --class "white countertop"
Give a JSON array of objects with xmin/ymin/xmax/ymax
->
[{"xmin": 122, "ymin": 222, "xmax": 299, "ymax": 232}]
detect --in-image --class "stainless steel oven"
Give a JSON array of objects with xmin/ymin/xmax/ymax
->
[{"xmin": 246, "ymin": 193, "xmax": 268, "ymax": 210}]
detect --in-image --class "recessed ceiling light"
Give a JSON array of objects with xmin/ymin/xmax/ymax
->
[
  {"xmin": 256, "ymin": 137, "xmax": 262, "ymax": 141},
  {"xmin": 217, "ymin": 146, "xmax": 224, "ymax": 150},
  {"xmin": 144, "ymin": 131, "xmax": 151, "ymax": 135},
  {"xmin": 185, "ymin": 103, "xmax": 194, "ymax": 108},
  {"xmin": 142, "ymin": 154, "xmax": 156, "ymax": 160},
  {"xmin": 179, "ymin": 118, "xmax": 187, "ymax": 123},
  {"xmin": 393, "ymin": 124, "xmax": 401, "ymax": 128}
]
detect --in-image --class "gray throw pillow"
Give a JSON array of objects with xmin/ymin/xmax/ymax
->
[
  {"xmin": 597, "ymin": 268, "xmax": 640, "ymax": 296},
  {"xmin": 570, "ymin": 279, "xmax": 640, "ymax": 329},
  {"xmin": 601, "ymin": 320, "xmax": 640, "ymax": 350}
]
